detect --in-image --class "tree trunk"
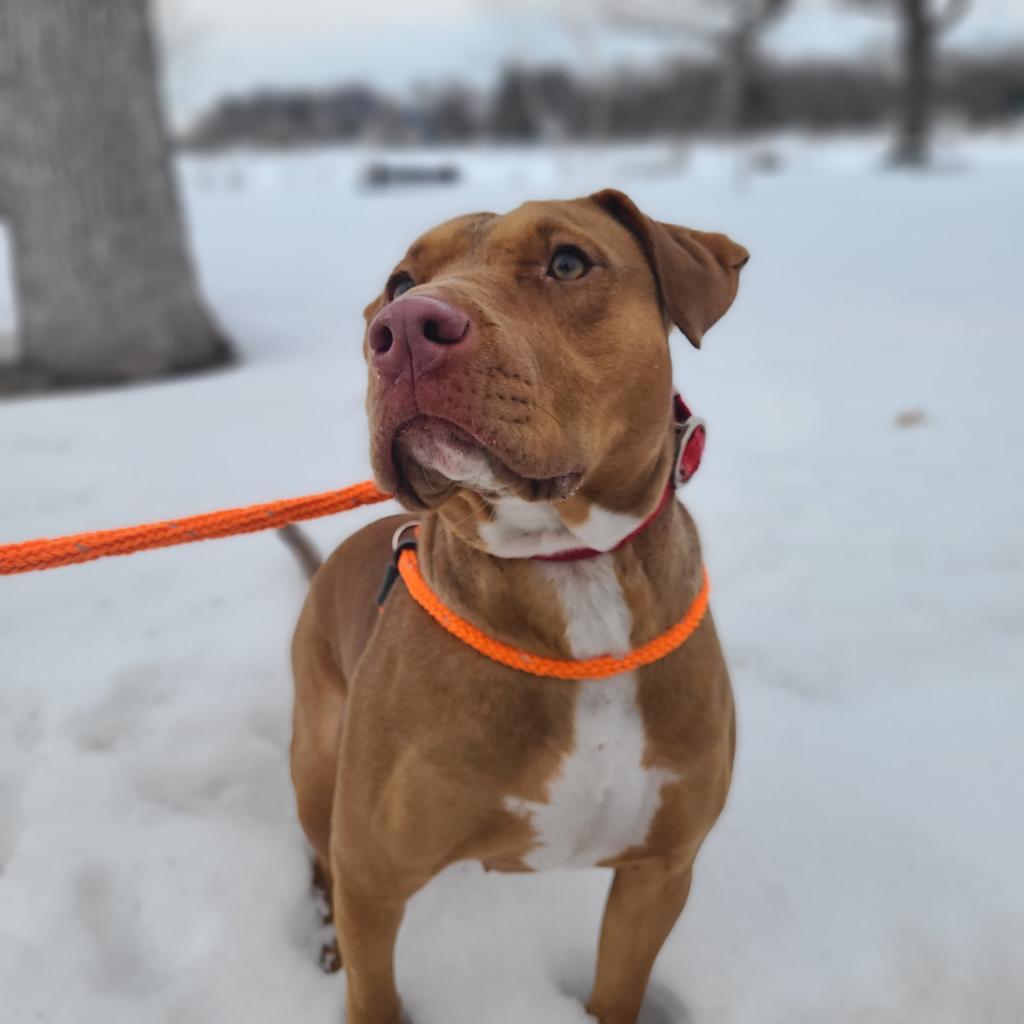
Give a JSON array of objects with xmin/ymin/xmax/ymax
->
[
  {"xmin": 717, "ymin": 24, "xmax": 755, "ymax": 137},
  {"xmin": 0, "ymin": 0, "xmax": 231, "ymax": 389},
  {"xmin": 891, "ymin": 0, "xmax": 933, "ymax": 166}
]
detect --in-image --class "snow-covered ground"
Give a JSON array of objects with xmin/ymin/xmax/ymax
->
[{"xmin": 2, "ymin": 137, "xmax": 1023, "ymax": 1023}]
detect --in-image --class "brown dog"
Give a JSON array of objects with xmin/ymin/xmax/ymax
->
[{"xmin": 291, "ymin": 189, "xmax": 748, "ymax": 1024}]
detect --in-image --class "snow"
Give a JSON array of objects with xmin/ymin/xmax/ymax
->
[{"xmin": 2, "ymin": 136, "xmax": 1023, "ymax": 1023}]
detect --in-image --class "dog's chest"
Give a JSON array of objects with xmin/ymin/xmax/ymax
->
[{"xmin": 504, "ymin": 558, "xmax": 677, "ymax": 870}]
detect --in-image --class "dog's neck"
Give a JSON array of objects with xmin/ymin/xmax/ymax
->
[{"xmin": 416, "ymin": 442, "xmax": 703, "ymax": 659}]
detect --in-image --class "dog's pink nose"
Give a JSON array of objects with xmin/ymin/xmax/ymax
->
[{"xmin": 368, "ymin": 295, "xmax": 471, "ymax": 379}]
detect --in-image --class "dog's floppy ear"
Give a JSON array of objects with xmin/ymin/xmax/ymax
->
[{"xmin": 591, "ymin": 188, "xmax": 749, "ymax": 348}]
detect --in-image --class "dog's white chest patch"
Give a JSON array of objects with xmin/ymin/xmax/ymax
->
[{"xmin": 504, "ymin": 558, "xmax": 678, "ymax": 870}]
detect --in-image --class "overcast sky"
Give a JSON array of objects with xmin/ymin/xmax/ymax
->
[{"xmin": 158, "ymin": 0, "xmax": 1024, "ymax": 127}]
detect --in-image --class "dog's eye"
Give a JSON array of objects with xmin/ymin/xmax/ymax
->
[
  {"xmin": 547, "ymin": 247, "xmax": 590, "ymax": 281},
  {"xmin": 388, "ymin": 274, "xmax": 415, "ymax": 300}
]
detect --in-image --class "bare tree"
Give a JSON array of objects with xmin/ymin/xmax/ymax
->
[
  {"xmin": 0, "ymin": 0, "xmax": 231, "ymax": 392},
  {"xmin": 847, "ymin": 0, "xmax": 971, "ymax": 166},
  {"xmin": 561, "ymin": 3, "xmax": 612, "ymax": 144},
  {"xmin": 600, "ymin": 0, "xmax": 791, "ymax": 137}
]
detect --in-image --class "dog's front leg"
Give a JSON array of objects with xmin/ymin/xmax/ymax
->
[
  {"xmin": 332, "ymin": 868, "xmax": 408, "ymax": 1024},
  {"xmin": 586, "ymin": 863, "xmax": 694, "ymax": 1024}
]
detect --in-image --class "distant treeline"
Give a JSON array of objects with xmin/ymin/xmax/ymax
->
[{"xmin": 184, "ymin": 52, "xmax": 1024, "ymax": 149}]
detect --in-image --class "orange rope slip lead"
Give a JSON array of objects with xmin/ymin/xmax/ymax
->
[
  {"xmin": 397, "ymin": 547, "xmax": 710, "ymax": 681},
  {"xmin": 1, "ymin": 478, "xmax": 710, "ymax": 680},
  {"xmin": 0, "ymin": 481, "xmax": 392, "ymax": 576}
]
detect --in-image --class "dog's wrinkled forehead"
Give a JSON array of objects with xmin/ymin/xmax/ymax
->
[
  {"xmin": 402, "ymin": 211, "xmax": 498, "ymax": 276},
  {"xmin": 395, "ymin": 200, "xmax": 642, "ymax": 281}
]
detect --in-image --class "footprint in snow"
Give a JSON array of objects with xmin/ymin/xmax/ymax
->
[
  {"xmin": 69, "ymin": 663, "xmax": 170, "ymax": 752},
  {"xmin": 0, "ymin": 691, "xmax": 44, "ymax": 873},
  {"xmin": 74, "ymin": 861, "xmax": 166, "ymax": 995}
]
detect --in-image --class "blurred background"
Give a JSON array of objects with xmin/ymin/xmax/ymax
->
[{"xmin": 1, "ymin": 2, "xmax": 1022, "ymax": 1022}]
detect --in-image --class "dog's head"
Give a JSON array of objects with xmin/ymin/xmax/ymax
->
[{"xmin": 363, "ymin": 189, "xmax": 748, "ymax": 549}]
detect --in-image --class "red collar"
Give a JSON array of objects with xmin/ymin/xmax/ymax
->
[{"xmin": 532, "ymin": 392, "xmax": 706, "ymax": 563}]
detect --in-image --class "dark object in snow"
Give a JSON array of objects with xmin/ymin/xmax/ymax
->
[
  {"xmin": 363, "ymin": 162, "xmax": 460, "ymax": 189},
  {"xmin": 894, "ymin": 407, "xmax": 928, "ymax": 429}
]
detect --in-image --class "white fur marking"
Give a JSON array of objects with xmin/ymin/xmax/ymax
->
[
  {"xmin": 563, "ymin": 504, "xmax": 647, "ymax": 554},
  {"xmin": 504, "ymin": 557, "xmax": 678, "ymax": 870},
  {"xmin": 402, "ymin": 431, "xmax": 499, "ymax": 487},
  {"xmin": 479, "ymin": 498, "xmax": 645, "ymax": 559},
  {"xmin": 478, "ymin": 498, "xmax": 579, "ymax": 558}
]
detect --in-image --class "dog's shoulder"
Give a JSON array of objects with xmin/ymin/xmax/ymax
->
[{"xmin": 300, "ymin": 513, "xmax": 414, "ymax": 677}]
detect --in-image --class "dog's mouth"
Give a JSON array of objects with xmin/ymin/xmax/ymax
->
[{"xmin": 392, "ymin": 416, "xmax": 583, "ymax": 509}]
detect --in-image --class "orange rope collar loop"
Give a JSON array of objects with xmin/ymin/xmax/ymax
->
[
  {"xmin": 0, "ymin": 481, "xmax": 392, "ymax": 576},
  {"xmin": 396, "ymin": 547, "xmax": 710, "ymax": 681}
]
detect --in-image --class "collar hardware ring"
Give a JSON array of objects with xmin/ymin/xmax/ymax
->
[
  {"xmin": 376, "ymin": 520, "xmax": 422, "ymax": 609},
  {"xmin": 391, "ymin": 520, "xmax": 421, "ymax": 554}
]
